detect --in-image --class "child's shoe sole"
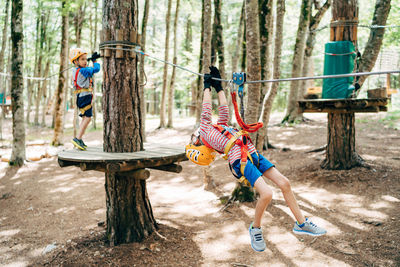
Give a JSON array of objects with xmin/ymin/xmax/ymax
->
[{"xmin": 72, "ymin": 139, "xmax": 86, "ymax": 150}]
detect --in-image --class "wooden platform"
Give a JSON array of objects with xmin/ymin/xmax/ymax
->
[
  {"xmin": 58, "ymin": 143, "xmax": 187, "ymax": 174},
  {"xmin": 298, "ymin": 98, "xmax": 388, "ymax": 113}
]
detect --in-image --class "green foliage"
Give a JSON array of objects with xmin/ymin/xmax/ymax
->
[{"xmin": 231, "ymin": 183, "xmax": 256, "ymax": 202}]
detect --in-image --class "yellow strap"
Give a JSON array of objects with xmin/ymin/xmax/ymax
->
[
  {"xmin": 79, "ymin": 104, "xmax": 92, "ymax": 114},
  {"xmin": 223, "ymin": 130, "xmax": 248, "ymax": 159},
  {"xmin": 75, "ymin": 88, "xmax": 92, "ymax": 94}
]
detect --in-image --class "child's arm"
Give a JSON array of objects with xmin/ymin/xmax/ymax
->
[
  {"xmin": 79, "ymin": 62, "xmax": 100, "ymax": 78},
  {"xmin": 199, "ymin": 83, "xmax": 212, "ymax": 138},
  {"xmin": 217, "ymin": 91, "xmax": 229, "ymax": 125}
]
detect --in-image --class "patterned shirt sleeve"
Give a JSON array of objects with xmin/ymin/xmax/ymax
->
[
  {"xmin": 217, "ymin": 105, "xmax": 229, "ymax": 126},
  {"xmin": 199, "ymin": 103, "xmax": 212, "ymax": 138}
]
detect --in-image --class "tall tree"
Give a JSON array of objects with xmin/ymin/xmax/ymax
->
[
  {"xmin": 167, "ymin": 0, "xmax": 180, "ymax": 128},
  {"xmin": 195, "ymin": 0, "xmax": 212, "ymax": 125},
  {"xmin": 52, "ymin": 0, "xmax": 69, "ymax": 146},
  {"xmin": 322, "ymin": 0, "xmax": 362, "ymax": 169},
  {"xmin": 159, "ymin": 0, "xmax": 172, "ymax": 128},
  {"xmin": 357, "ymin": 0, "xmax": 391, "ymax": 88},
  {"xmin": 102, "ymin": 0, "xmax": 155, "ymax": 245},
  {"xmin": 9, "ymin": 0, "xmax": 25, "ymax": 166},
  {"xmin": 255, "ymin": 0, "xmax": 274, "ymax": 149},
  {"xmin": 74, "ymin": 2, "xmax": 86, "ymax": 47},
  {"xmin": 245, "ymin": 0, "xmax": 262, "ymax": 142},
  {"xmin": 298, "ymin": 0, "xmax": 331, "ymax": 108},
  {"xmin": 200, "ymin": 0, "xmax": 213, "ymax": 190},
  {"xmin": 139, "ymin": 0, "xmax": 150, "ymax": 136},
  {"xmin": 0, "ymin": 0, "xmax": 10, "ymax": 140},
  {"xmin": 34, "ymin": 9, "xmax": 50, "ymax": 125},
  {"xmin": 283, "ymin": 0, "xmax": 312, "ymax": 123},
  {"xmin": 256, "ymin": 0, "xmax": 285, "ymax": 151},
  {"xmin": 211, "ymin": 0, "xmax": 226, "ymax": 92}
]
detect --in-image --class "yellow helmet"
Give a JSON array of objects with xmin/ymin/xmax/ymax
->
[
  {"xmin": 69, "ymin": 48, "xmax": 87, "ymax": 64},
  {"xmin": 185, "ymin": 144, "xmax": 216, "ymax": 166}
]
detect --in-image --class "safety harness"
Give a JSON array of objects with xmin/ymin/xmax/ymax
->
[
  {"xmin": 201, "ymin": 125, "xmax": 259, "ymax": 187},
  {"xmin": 73, "ymin": 68, "xmax": 93, "ymax": 114}
]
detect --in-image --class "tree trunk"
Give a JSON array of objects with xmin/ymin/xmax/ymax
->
[
  {"xmin": 255, "ymin": 0, "xmax": 274, "ymax": 150},
  {"xmin": 0, "ymin": 0, "xmax": 10, "ymax": 139},
  {"xmin": 34, "ymin": 9, "xmax": 49, "ymax": 125},
  {"xmin": 40, "ymin": 62, "xmax": 50, "ymax": 126},
  {"xmin": 74, "ymin": 2, "xmax": 86, "ymax": 47},
  {"xmin": 322, "ymin": 0, "xmax": 363, "ymax": 170},
  {"xmin": 200, "ymin": 0, "xmax": 213, "ymax": 190},
  {"xmin": 9, "ymin": 0, "xmax": 25, "ymax": 166},
  {"xmin": 159, "ymin": 0, "xmax": 172, "ymax": 128},
  {"xmin": 167, "ymin": 0, "xmax": 180, "ymax": 128},
  {"xmin": 139, "ymin": 0, "xmax": 150, "ymax": 136},
  {"xmin": 283, "ymin": 0, "xmax": 311, "ymax": 123},
  {"xmin": 357, "ymin": 0, "xmax": 391, "ymax": 88},
  {"xmin": 298, "ymin": 0, "xmax": 331, "ymax": 104},
  {"xmin": 256, "ymin": 0, "xmax": 285, "ymax": 152},
  {"xmin": 211, "ymin": 0, "xmax": 226, "ymax": 93},
  {"xmin": 232, "ymin": 2, "xmax": 245, "ymax": 74},
  {"xmin": 102, "ymin": 0, "xmax": 156, "ymax": 245},
  {"xmin": 245, "ymin": 0, "xmax": 261, "ymax": 142},
  {"xmin": 52, "ymin": 0, "xmax": 68, "ymax": 146}
]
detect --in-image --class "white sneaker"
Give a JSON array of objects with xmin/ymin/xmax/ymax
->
[
  {"xmin": 249, "ymin": 222, "xmax": 266, "ymax": 252},
  {"xmin": 293, "ymin": 218, "xmax": 327, "ymax": 236}
]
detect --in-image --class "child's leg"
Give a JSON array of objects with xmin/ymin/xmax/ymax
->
[
  {"xmin": 77, "ymin": 116, "xmax": 91, "ymax": 139},
  {"xmin": 252, "ymin": 177, "xmax": 273, "ymax": 228},
  {"xmin": 263, "ymin": 167, "xmax": 305, "ymax": 224}
]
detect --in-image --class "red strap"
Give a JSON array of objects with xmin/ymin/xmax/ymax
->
[
  {"xmin": 231, "ymin": 91, "xmax": 263, "ymax": 133},
  {"xmin": 74, "ymin": 68, "xmax": 81, "ymax": 90}
]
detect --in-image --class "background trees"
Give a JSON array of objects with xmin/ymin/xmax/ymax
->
[{"xmin": 0, "ymin": 0, "xmax": 397, "ymax": 163}]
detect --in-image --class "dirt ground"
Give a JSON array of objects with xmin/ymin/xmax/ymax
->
[{"xmin": 0, "ymin": 110, "xmax": 399, "ymax": 267}]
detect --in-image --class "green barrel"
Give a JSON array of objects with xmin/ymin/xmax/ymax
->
[{"xmin": 322, "ymin": 41, "xmax": 356, "ymax": 99}]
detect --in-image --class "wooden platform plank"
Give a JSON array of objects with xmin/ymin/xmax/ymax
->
[
  {"xmin": 58, "ymin": 143, "xmax": 187, "ymax": 164},
  {"xmin": 298, "ymin": 98, "xmax": 388, "ymax": 113}
]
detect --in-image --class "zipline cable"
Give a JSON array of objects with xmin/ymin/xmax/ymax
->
[{"xmin": 101, "ymin": 44, "xmax": 400, "ymax": 84}]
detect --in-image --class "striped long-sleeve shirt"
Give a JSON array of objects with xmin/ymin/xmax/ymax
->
[{"xmin": 199, "ymin": 102, "xmax": 256, "ymax": 165}]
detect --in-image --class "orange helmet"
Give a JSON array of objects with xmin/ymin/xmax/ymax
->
[
  {"xmin": 69, "ymin": 48, "xmax": 87, "ymax": 64},
  {"xmin": 185, "ymin": 144, "xmax": 216, "ymax": 166}
]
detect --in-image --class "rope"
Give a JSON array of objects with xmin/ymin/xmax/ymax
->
[
  {"xmin": 311, "ymin": 23, "xmax": 400, "ymax": 33},
  {"xmin": 0, "ymin": 66, "xmax": 74, "ymax": 82}
]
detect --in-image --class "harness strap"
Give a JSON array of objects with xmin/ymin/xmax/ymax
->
[
  {"xmin": 79, "ymin": 104, "xmax": 92, "ymax": 114},
  {"xmin": 74, "ymin": 68, "xmax": 93, "ymax": 94}
]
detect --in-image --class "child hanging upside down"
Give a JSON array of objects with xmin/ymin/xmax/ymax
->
[
  {"xmin": 185, "ymin": 66, "xmax": 327, "ymax": 252},
  {"xmin": 69, "ymin": 48, "xmax": 101, "ymax": 150}
]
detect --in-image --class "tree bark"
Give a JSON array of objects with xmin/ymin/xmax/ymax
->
[
  {"xmin": 298, "ymin": 0, "xmax": 331, "ymax": 104},
  {"xmin": 283, "ymin": 0, "xmax": 311, "ymax": 123},
  {"xmin": 255, "ymin": 0, "xmax": 274, "ymax": 150},
  {"xmin": 167, "ymin": 0, "xmax": 180, "ymax": 128},
  {"xmin": 159, "ymin": 0, "xmax": 172, "ymax": 128},
  {"xmin": 256, "ymin": 0, "xmax": 285, "ymax": 152},
  {"xmin": 74, "ymin": 2, "xmax": 86, "ymax": 47},
  {"xmin": 139, "ymin": 0, "xmax": 150, "ymax": 136},
  {"xmin": 195, "ymin": 0, "xmax": 212, "ymax": 125},
  {"xmin": 102, "ymin": 0, "xmax": 156, "ymax": 245},
  {"xmin": 245, "ymin": 0, "xmax": 262, "ymax": 142},
  {"xmin": 322, "ymin": 0, "xmax": 363, "ymax": 170},
  {"xmin": 10, "ymin": 0, "xmax": 25, "ymax": 166},
  {"xmin": 0, "ymin": 0, "xmax": 10, "ymax": 139},
  {"xmin": 52, "ymin": 0, "xmax": 68, "ymax": 146},
  {"xmin": 34, "ymin": 9, "xmax": 49, "ymax": 125},
  {"xmin": 357, "ymin": 0, "xmax": 391, "ymax": 88},
  {"xmin": 200, "ymin": 0, "xmax": 213, "ymax": 190},
  {"xmin": 211, "ymin": 0, "xmax": 226, "ymax": 87}
]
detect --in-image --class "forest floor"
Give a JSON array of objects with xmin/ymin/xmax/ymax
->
[{"xmin": 0, "ymin": 109, "xmax": 399, "ymax": 267}]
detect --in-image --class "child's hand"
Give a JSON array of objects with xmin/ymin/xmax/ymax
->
[
  {"xmin": 88, "ymin": 52, "xmax": 101, "ymax": 62},
  {"xmin": 209, "ymin": 66, "xmax": 223, "ymax": 93}
]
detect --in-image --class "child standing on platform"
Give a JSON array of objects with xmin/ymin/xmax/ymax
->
[{"xmin": 69, "ymin": 48, "xmax": 100, "ymax": 150}]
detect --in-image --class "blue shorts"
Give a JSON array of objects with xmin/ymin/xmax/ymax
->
[
  {"xmin": 76, "ymin": 94, "xmax": 93, "ymax": 118},
  {"xmin": 231, "ymin": 153, "xmax": 275, "ymax": 187}
]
